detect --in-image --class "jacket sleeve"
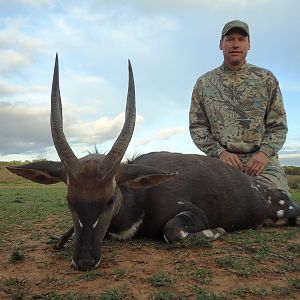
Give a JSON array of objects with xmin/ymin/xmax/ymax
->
[
  {"xmin": 189, "ymin": 79, "xmax": 225, "ymax": 157},
  {"xmin": 260, "ymin": 78, "xmax": 288, "ymax": 157}
]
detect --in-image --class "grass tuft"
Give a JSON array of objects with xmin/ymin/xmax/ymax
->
[
  {"xmin": 99, "ymin": 285, "xmax": 133, "ymax": 300},
  {"xmin": 150, "ymin": 271, "xmax": 172, "ymax": 287},
  {"xmin": 168, "ymin": 235, "xmax": 212, "ymax": 249},
  {"xmin": 190, "ymin": 268, "xmax": 212, "ymax": 284},
  {"xmin": 10, "ymin": 249, "xmax": 25, "ymax": 262},
  {"xmin": 151, "ymin": 290, "xmax": 187, "ymax": 300}
]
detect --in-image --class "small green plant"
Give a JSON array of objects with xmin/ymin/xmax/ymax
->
[
  {"xmin": 215, "ymin": 255, "xmax": 263, "ymax": 277},
  {"xmin": 169, "ymin": 235, "xmax": 212, "ymax": 249},
  {"xmin": 152, "ymin": 290, "xmax": 186, "ymax": 300},
  {"xmin": 272, "ymin": 286, "xmax": 293, "ymax": 297},
  {"xmin": 77, "ymin": 270, "xmax": 105, "ymax": 281},
  {"xmin": 13, "ymin": 197, "xmax": 24, "ymax": 203},
  {"xmin": 231, "ymin": 286, "xmax": 268, "ymax": 298},
  {"xmin": 32, "ymin": 291, "xmax": 99, "ymax": 299},
  {"xmin": 215, "ymin": 256, "xmax": 235, "ymax": 269},
  {"xmin": 150, "ymin": 271, "xmax": 172, "ymax": 287},
  {"xmin": 191, "ymin": 286, "xmax": 221, "ymax": 300},
  {"xmin": 277, "ymin": 262, "xmax": 300, "ymax": 274},
  {"xmin": 10, "ymin": 249, "xmax": 25, "ymax": 262},
  {"xmin": 99, "ymin": 285, "xmax": 133, "ymax": 300},
  {"xmin": 113, "ymin": 268, "xmax": 129, "ymax": 279},
  {"xmin": 44, "ymin": 274, "xmax": 59, "ymax": 285},
  {"xmin": 190, "ymin": 268, "xmax": 212, "ymax": 284},
  {"xmin": 0, "ymin": 277, "xmax": 28, "ymax": 299},
  {"xmin": 287, "ymin": 277, "xmax": 300, "ymax": 289},
  {"xmin": 287, "ymin": 243, "xmax": 300, "ymax": 253}
]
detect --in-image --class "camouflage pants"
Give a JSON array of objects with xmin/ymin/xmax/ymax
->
[{"xmin": 237, "ymin": 153, "xmax": 290, "ymax": 194}]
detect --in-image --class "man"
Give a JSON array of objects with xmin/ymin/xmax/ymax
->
[{"xmin": 189, "ymin": 20, "xmax": 289, "ymax": 193}]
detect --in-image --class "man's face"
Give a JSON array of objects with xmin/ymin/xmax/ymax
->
[{"xmin": 219, "ymin": 29, "xmax": 250, "ymax": 69}]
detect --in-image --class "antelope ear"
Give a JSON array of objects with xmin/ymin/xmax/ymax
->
[
  {"xmin": 6, "ymin": 161, "xmax": 67, "ymax": 184},
  {"xmin": 116, "ymin": 164, "xmax": 178, "ymax": 188}
]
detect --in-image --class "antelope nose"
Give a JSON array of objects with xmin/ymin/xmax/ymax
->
[{"xmin": 77, "ymin": 258, "xmax": 96, "ymax": 271}]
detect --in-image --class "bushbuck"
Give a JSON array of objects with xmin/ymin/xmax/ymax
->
[{"xmin": 7, "ymin": 55, "xmax": 300, "ymax": 271}]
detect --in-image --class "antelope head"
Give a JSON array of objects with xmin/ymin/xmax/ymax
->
[
  {"xmin": 7, "ymin": 55, "xmax": 177, "ymax": 271},
  {"xmin": 51, "ymin": 55, "xmax": 137, "ymax": 270}
]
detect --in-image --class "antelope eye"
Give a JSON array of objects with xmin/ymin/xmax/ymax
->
[{"xmin": 106, "ymin": 197, "xmax": 114, "ymax": 207}]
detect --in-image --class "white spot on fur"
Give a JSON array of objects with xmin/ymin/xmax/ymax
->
[
  {"xmin": 163, "ymin": 234, "xmax": 170, "ymax": 244},
  {"xmin": 94, "ymin": 259, "xmax": 101, "ymax": 269},
  {"xmin": 78, "ymin": 219, "xmax": 83, "ymax": 228},
  {"xmin": 109, "ymin": 214, "xmax": 144, "ymax": 240},
  {"xmin": 216, "ymin": 227, "xmax": 226, "ymax": 235},
  {"xmin": 202, "ymin": 230, "xmax": 214, "ymax": 239},
  {"xmin": 112, "ymin": 177, "xmax": 117, "ymax": 189},
  {"xmin": 279, "ymin": 200, "xmax": 285, "ymax": 206},
  {"xmin": 277, "ymin": 210, "xmax": 284, "ymax": 217},
  {"xmin": 289, "ymin": 205, "xmax": 294, "ymax": 210},
  {"xmin": 176, "ymin": 211, "xmax": 191, "ymax": 218},
  {"xmin": 71, "ymin": 258, "xmax": 77, "ymax": 268},
  {"xmin": 214, "ymin": 233, "xmax": 221, "ymax": 239},
  {"xmin": 92, "ymin": 219, "xmax": 99, "ymax": 229},
  {"xmin": 177, "ymin": 201, "xmax": 184, "ymax": 205},
  {"xmin": 179, "ymin": 230, "xmax": 188, "ymax": 238}
]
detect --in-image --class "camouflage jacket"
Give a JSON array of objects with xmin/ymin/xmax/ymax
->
[{"xmin": 189, "ymin": 62, "xmax": 288, "ymax": 158}]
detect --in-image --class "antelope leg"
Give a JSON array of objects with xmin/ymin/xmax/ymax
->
[{"xmin": 54, "ymin": 226, "xmax": 74, "ymax": 249}]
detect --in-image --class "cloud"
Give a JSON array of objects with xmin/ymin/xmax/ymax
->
[
  {"xmin": 106, "ymin": 0, "xmax": 272, "ymax": 11},
  {"xmin": 0, "ymin": 102, "xmax": 50, "ymax": 155},
  {"xmin": 0, "ymin": 80, "xmax": 46, "ymax": 98},
  {"xmin": 0, "ymin": 0, "xmax": 54, "ymax": 9},
  {"xmin": 0, "ymin": 80, "xmax": 23, "ymax": 97},
  {"xmin": 0, "ymin": 50, "xmax": 30, "ymax": 74},
  {"xmin": 21, "ymin": 0, "xmax": 52, "ymax": 5},
  {"xmin": 49, "ymin": 4, "xmax": 179, "ymax": 61},
  {"xmin": 0, "ymin": 1, "xmax": 299, "ymax": 165},
  {"xmin": 67, "ymin": 112, "xmax": 144, "ymax": 145},
  {"xmin": 0, "ymin": 26, "xmax": 44, "ymax": 75},
  {"xmin": 155, "ymin": 126, "xmax": 186, "ymax": 140},
  {"xmin": 0, "ymin": 102, "xmax": 143, "ymax": 156},
  {"xmin": 279, "ymin": 145, "xmax": 300, "ymax": 166},
  {"xmin": 279, "ymin": 153, "xmax": 300, "ymax": 167},
  {"xmin": 139, "ymin": 126, "xmax": 185, "ymax": 145}
]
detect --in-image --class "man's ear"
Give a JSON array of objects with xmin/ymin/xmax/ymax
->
[
  {"xmin": 116, "ymin": 164, "xmax": 178, "ymax": 189},
  {"xmin": 219, "ymin": 39, "xmax": 223, "ymax": 50},
  {"xmin": 6, "ymin": 161, "xmax": 67, "ymax": 184}
]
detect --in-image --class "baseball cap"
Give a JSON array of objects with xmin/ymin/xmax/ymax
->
[{"xmin": 222, "ymin": 20, "xmax": 249, "ymax": 37}]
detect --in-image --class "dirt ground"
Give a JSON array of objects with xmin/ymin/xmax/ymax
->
[
  {"xmin": 0, "ymin": 169, "xmax": 299, "ymax": 299},
  {"xmin": 0, "ymin": 217, "xmax": 299, "ymax": 300}
]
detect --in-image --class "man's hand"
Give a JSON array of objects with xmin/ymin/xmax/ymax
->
[
  {"xmin": 245, "ymin": 151, "xmax": 269, "ymax": 176},
  {"xmin": 219, "ymin": 150, "xmax": 244, "ymax": 171}
]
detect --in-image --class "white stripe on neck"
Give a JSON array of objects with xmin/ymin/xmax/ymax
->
[{"xmin": 109, "ymin": 213, "xmax": 144, "ymax": 240}]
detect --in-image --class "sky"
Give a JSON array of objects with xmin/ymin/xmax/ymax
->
[{"xmin": 0, "ymin": 0, "xmax": 299, "ymax": 166}]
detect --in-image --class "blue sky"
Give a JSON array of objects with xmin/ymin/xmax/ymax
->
[{"xmin": 0, "ymin": 0, "xmax": 299, "ymax": 166}]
